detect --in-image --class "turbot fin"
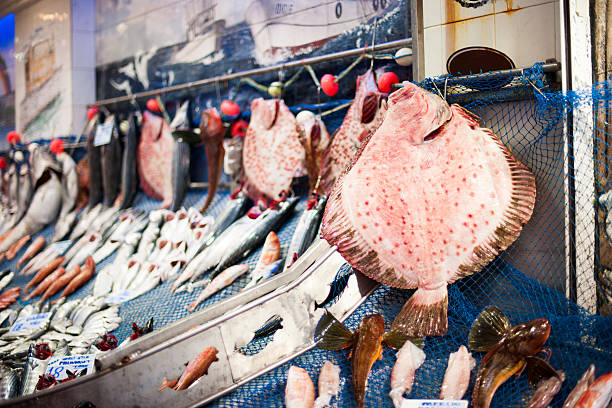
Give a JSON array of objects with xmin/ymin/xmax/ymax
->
[
  {"xmin": 391, "ymin": 285, "xmax": 448, "ymax": 337},
  {"xmin": 315, "ymin": 311, "xmax": 355, "ymax": 350},
  {"xmin": 468, "ymin": 306, "xmax": 511, "ymax": 353},
  {"xmin": 382, "ymin": 330, "xmax": 424, "ymax": 351},
  {"xmin": 526, "ymin": 356, "xmax": 561, "ymax": 388}
]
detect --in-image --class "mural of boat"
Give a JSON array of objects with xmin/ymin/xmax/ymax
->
[
  {"xmin": 245, "ymin": 0, "xmax": 394, "ymax": 62},
  {"xmin": 172, "ymin": 0, "xmax": 225, "ymax": 64}
]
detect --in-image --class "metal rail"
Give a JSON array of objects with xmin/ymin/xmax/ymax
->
[{"xmin": 92, "ymin": 38, "xmax": 413, "ymax": 107}]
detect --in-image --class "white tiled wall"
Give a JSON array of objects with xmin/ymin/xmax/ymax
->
[
  {"xmin": 71, "ymin": 0, "xmax": 95, "ymax": 134},
  {"xmin": 423, "ymin": 0, "xmax": 560, "ymax": 77}
]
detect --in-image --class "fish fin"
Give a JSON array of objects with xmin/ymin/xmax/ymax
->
[
  {"xmin": 159, "ymin": 377, "xmax": 178, "ymax": 391},
  {"xmin": 526, "ymin": 356, "xmax": 560, "ymax": 388},
  {"xmin": 468, "ymin": 306, "xmax": 511, "ymax": 353},
  {"xmin": 383, "ymin": 331, "xmax": 424, "ymax": 351},
  {"xmin": 315, "ymin": 311, "xmax": 354, "ymax": 350},
  {"xmin": 390, "ymin": 285, "xmax": 448, "ymax": 337}
]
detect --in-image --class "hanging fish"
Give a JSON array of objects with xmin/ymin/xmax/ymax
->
[
  {"xmin": 298, "ymin": 116, "xmax": 330, "ymax": 195},
  {"xmin": 320, "ymin": 82, "xmax": 536, "ymax": 338},
  {"xmin": 199, "ymin": 108, "xmax": 224, "ymax": 214},
  {"xmin": 319, "ymin": 69, "xmax": 388, "ymax": 195},
  {"xmin": 316, "ymin": 312, "xmax": 416, "ymax": 408},
  {"xmin": 469, "ymin": 306, "xmax": 553, "ymax": 408},
  {"xmin": 101, "ymin": 115, "xmax": 123, "ymax": 207},
  {"xmin": 169, "ymin": 100, "xmax": 194, "ymax": 212},
  {"xmin": 119, "ymin": 112, "xmax": 140, "ymax": 209},
  {"xmin": 87, "ymin": 113, "xmax": 103, "ymax": 207},
  {"xmin": 52, "ymin": 147, "xmax": 79, "ymax": 241}
]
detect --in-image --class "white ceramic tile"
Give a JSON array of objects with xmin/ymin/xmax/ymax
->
[
  {"xmin": 144, "ymin": 4, "xmax": 186, "ymax": 52},
  {"xmin": 423, "ymin": 0, "xmax": 443, "ymax": 28},
  {"xmin": 72, "ymin": 0, "xmax": 94, "ymax": 32},
  {"xmin": 72, "ymin": 104, "xmax": 89, "ymax": 135},
  {"xmin": 440, "ymin": 0, "xmax": 494, "ymax": 24},
  {"xmin": 72, "ymin": 30, "xmax": 95, "ymax": 69},
  {"xmin": 494, "ymin": 3, "xmax": 557, "ymax": 68},
  {"xmin": 72, "ymin": 69, "xmax": 96, "ymax": 106},
  {"xmin": 424, "ymin": 25, "xmax": 444, "ymax": 77},
  {"xmin": 440, "ymin": 14, "xmax": 495, "ymax": 71},
  {"xmin": 554, "ymin": 1, "xmax": 560, "ymax": 62},
  {"xmin": 493, "ymin": 0, "xmax": 556, "ymax": 12}
]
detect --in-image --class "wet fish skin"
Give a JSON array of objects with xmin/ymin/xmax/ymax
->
[
  {"xmin": 41, "ymin": 265, "xmax": 81, "ymax": 302},
  {"xmin": 56, "ymin": 151, "xmax": 79, "ymax": 218},
  {"xmin": 0, "ymin": 271, "xmax": 14, "ymax": 294},
  {"xmin": 285, "ymin": 366, "xmax": 315, "ymax": 408},
  {"xmin": 17, "ymin": 236, "xmax": 45, "ymax": 268},
  {"xmin": 5, "ymin": 235, "xmax": 30, "ymax": 260},
  {"xmin": 186, "ymin": 264, "xmax": 249, "ymax": 312},
  {"xmin": 575, "ymin": 372, "xmax": 612, "ymax": 408},
  {"xmin": 69, "ymin": 204, "xmax": 102, "ymax": 241},
  {"xmin": 58, "ymin": 257, "xmax": 95, "ymax": 299},
  {"xmin": 199, "ymin": 108, "xmax": 224, "ymax": 213},
  {"xmin": 283, "ymin": 196, "xmax": 327, "ymax": 272},
  {"xmin": 0, "ymin": 364, "xmax": 20, "ymax": 399},
  {"xmin": 87, "ymin": 114, "xmax": 103, "ymax": 207},
  {"xmin": 204, "ymin": 191, "xmax": 249, "ymax": 245},
  {"xmin": 313, "ymin": 361, "xmax": 340, "ymax": 408},
  {"xmin": 25, "ymin": 267, "xmax": 65, "ymax": 301},
  {"xmin": 351, "ymin": 314, "xmax": 385, "ymax": 408},
  {"xmin": 101, "ymin": 116, "xmax": 123, "ymax": 206},
  {"xmin": 242, "ymin": 259, "xmax": 282, "ymax": 291},
  {"xmin": 23, "ymin": 256, "xmax": 65, "ymax": 295},
  {"xmin": 119, "ymin": 112, "xmax": 140, "ymax": 209},
  {"xmin": 564, "ymin": 365, "xmax": 596, "ymax": 408},
  {"xmin": 160, "ymin": 346, "xmax": 219, "ymax": 391},
  {"xmin": 169, "ymin": 139, "xmax": 190, "ymax": 212}
]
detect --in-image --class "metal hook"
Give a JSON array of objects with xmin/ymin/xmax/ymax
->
[
  {"xmin": 370, "ymin": 18, "xmax": 378, "ymax": 69},
  {"xmin": 444, "ymin": 77, "xmax": 448, "ymax": 100},
  {"xmin": 431, "ymin": 78, "xmax": 444, "ymax": 100}
]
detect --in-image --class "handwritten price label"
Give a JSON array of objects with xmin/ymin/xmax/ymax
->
[
  {"xmin": 45, "ymin": 354, "xmax": 96, "ymax": 381},
  {"xmin": 106, "ymin": 290, "xmax": 134, "ymax": 305},
  {"xmin": 8, "ymin": 312, "xmax": 52, "ymax": 334},
  {"xmin": 402, "ymin": 401, "xmax": 467, "ymax": 408}
]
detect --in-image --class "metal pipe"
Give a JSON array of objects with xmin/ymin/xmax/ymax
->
[
  {"xmin": 93, "ymin": 38, "xmax": 413, "ymax": 107},
  {"xmin": 429, "ymin": 61, "xmax": 561, "ymax": 86}
]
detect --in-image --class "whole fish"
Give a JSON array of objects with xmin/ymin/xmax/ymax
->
[
  {"xmin": 75, "ymin": 156, "xmax": 90, "ymax": 210},
  {"xmin": 199, "ymin": 108, "xmax": 224, "ymax": 213},
  {"xmin": 298, "ymin": 116, "xmax": 330, "ymax": 195},
  {"xmin": 469, "ymin": 306, "xmax": 552, "ymax": 408},
  {"xmin": 527, "ymin": 370, "xmax": 565, "ymax": 408},
  {"xmin": 243, "ymin": 231, "xmax": 280, "ymax": 287},
  {"xmin": 23, "ymin": 256, "xmax": 65, "ymax": 295},
  {"xmin": 17, "ymin": 236, "xmax": 45, "ymax": 268},
  {"xmin": 575, "ymin": 372, "xmax": 612, "ymax": 408},
  {"xmin": 316, "ymin": 312, "xmax": 411, "ymax": 408},
  {"xmin": 160, "ymin": 346, "xmax": 219, "ymax": 391},
  {"xmin": 0, "ymin": 364, "xmax": 20, "ymax": 399},
  {"xmin": 4, "ymin": 235, "xmax": 30, "ymax": 260},
  {"xmin": 564, "ymin": 365, "xmax": 596, "ymax": 408},
  {"xmin": 0, "ymin": 166, "xmax": 62, "ymax": 254},
  {"xmin": 321, "ymin": 82, "xmax": 536, "ymax": 338},
  {"xmin": 66, "ymin": 232, "xmax": 102, "ymax": 271},
  {"xmin": 52, "ymin": 151, "xmax": 79, "ymax": 241},
  {"xmin": 138, "ymin": 110, "xmax": 174, "ymax": 208},
  {"xmin": 0, "ymin": 288, "xmax": 20, "ymax": 311},
  {"xmin": 119, "ymin": 112, "xmax": 140, "ymax": 209},
  {"xmin": 389, "ymin": 336, "xmax": 426, "ymax": 407},
  {"xmin": 186, "ymin": 264, "xmax": 249, "ymax": 312},
  {"xmin": 319, "ymin": 69, "xmax": 388, "ymax": 194},
  {"xmin": 313, "ymin": 361, "xmax": 340, "ymax": 408},
  {"xmin": 209, "ymin": 197, "xmax": 298, "ymax": 280},
  {"xmin": 4, "ymin": 154, "xmax": 33, "ymax": 235},
  {"xmin": 285, "ymin": 366, "xmax": 315, "ymax": 408},
  {"xmin": 0, "ymin": 271, "xmax": 13, "ymax": 293},
  {"xmin": 439, "ymin": 345, "xmax": 476, "ymax": 400},
  {"xmin": 223, "ymin": 133, "xmax": 243, "ymax": 188},
  {"xmin": 0, "ymin": 159, "xmax": 20, "ymax": 235},
  {"xmin": 314, "ymin": 263, "xmax": 353, "ymax": 310},
  {"xmin": 58, "ymin": 257, "xmax": 95, "ymax": 299},
  {"xmin": 24, "ymin": 267, "xmax": 65, "ymax": 301},
  {"xmin": 241, "ymin": 259, "xmax": 282, "ymax": 291},
  {"xmin": 170, "ymin": 139, "xmax": 190, "ymax": 212},
  {"xmin": 87, "ymin": 114, "xmax": 103, "ymax": 207},
  {"xmin": 41, "ymin": 265, "xmax": 81, "ymax": 302},
  {"xmin": 68, "ymin": 203, "xmax": 102, "ymax": 241},
  {"xmin": 242, "ymin": 98, "xmax": 305, "ymax": 202},
  {"xmin": 283, "ymin": 196, "xmax": 327, "ymax": 272},
  {"xmin": 101, "ymin": 116, "xmax": 123, "ymax": 206},
  {"xmin": 202, "ymin": 191, "xmax": 249, "ymax": 246}
]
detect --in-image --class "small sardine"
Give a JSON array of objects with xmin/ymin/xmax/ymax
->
[
  {"xmin": 313, "ymin": 361, "xmax": 340, "ymax": 408},
  {"xmin": 285, "ymin": 366, "xmax": 315, "ymax": 408}
]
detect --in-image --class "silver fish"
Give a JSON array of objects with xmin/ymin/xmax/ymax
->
[
  {"xmin": 0, "ymin": 364, "xmax": 20, "ymax": 399},
  {"xmin": 119, "ymin": 112, "xmax": 140, "ymax": 209},
  {"xmin": 0, "ymin": 270, "xmax": 14, "ymax": 293},
  {"xmin": 283, "ymin": 195, "xmax": 327, "ymax": 272},
  {"xmin": 69, "ymin": 203, "xmax": 102, "ymax": 241}
]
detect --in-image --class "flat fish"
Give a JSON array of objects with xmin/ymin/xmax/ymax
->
[
  {"xmin": 319, "ymin": 69, "xmax": 387, "ymax": 195},
  {"xmin": 138, "ymin": 110, "xmax": 174, "ymax": 208},
  {"xmin": 243, "ymin": 98, "xmax": 305, "ymax": 201},
  {"xmin": 321, "ymin": 82, "xmax": 536, "ymax": 337},
  {"xmin": 298, "ymin": 116, "xmax": 330, "ymax": 195},
  {"xmin": 199, "ymin": 108, "xmax": 224, "ymax": 213},
  {"xmin": 87, "ymin": 114, "xmax": 103, "ymax": 207},
  {"xmin": 101, "ymin": 115, "xmax": 122, "ymax": 206},
  {"xmin": 119, "ymin": 113, "xmax": 140, "ymax": 209}
]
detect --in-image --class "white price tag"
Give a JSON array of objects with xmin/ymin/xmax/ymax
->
[
  {"xmin": 106, "ymin": 290, "xmax": 134, "ymax": 305},
  {"xmin": 8, "ymin": 312, "xmax": 52, "ymax": 334},
  {"xmin": 402, "ymin": 400, "xmax": 468, "ymax": 408},
  {"xmin": 93, "ymin": 123, "xmax": 113, "ymax": 146},
  {"xmin": 52, "ymin": 240, "xmax": 72, "ymax": 255},
  {"xmin": 45, "ymin": 354, "xmax": 96, "ymax": 381}
]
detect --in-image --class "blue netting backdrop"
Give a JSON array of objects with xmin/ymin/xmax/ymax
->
[{"xmin": 0, "ymin": 64, "xmax": 610, "ymax": 407}]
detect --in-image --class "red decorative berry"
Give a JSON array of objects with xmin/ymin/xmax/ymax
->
[
  {"xmin": 87, "ymin": 106, "xmax": 99, "ymax": 120},
  {"xmin": 146, "ymin": 98, "xmax": 160, "ymax": 112},
  {"xmin": 378, "ymin": 72, "xmax": 399, "ymax": 93},
  {"xmin": 0, "ymin": 157, "xmax": 7, "ymax": 170},
  {"xmin": 321, "ymin": 74, "xmax": 339, "ymax": 96},
  {"xmin": 50, "ymin": 138, "xmax": 64, "ymax": 154},
  {"xmin": 231, "ymin": 119, "xmax": 249, "ymax": 138},
  {"xmin": 7, "ymin": 131, "xmax": 19, "ymax": 144},
  {"xmin": 220, "ymin": 100, "xmax": 240, "ymax": 116}
]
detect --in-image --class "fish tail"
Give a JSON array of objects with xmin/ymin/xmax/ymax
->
[
  {"xmin": 389, "ymin": 388, "xmax": 405, "ymax": 408},
  {"xmin": 391, "ymin": 285, "xmax": 448, "ymax": 337},
  {"xmin": 469, "ymin": 306, "xmax": 512, "ymax": 353}
]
